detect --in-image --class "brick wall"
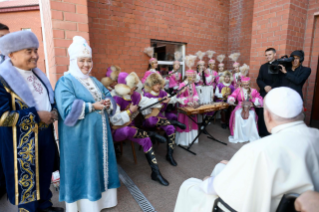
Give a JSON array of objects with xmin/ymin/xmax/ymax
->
[
  {"xmin": 227, "ymin": 0, "xmax": 254, "ymax": 69},
  {"xmin": 249, "ymin": 0, "xmax": 295, "ymax": 89},
  {"xmin": 50, "ymin": 0, "xmax": 90, "ymax": 81},
  {"xmin": 0, "ymin": 10, "xmax": 46, "ymax": 72},
  {"xmin": 45, "ymin": 0, "xmax": 319, "ymax": 124},
  {"xmin": 40, "ymin": 0, "xmax": 57, "ymax": 86},
  {"xmin": 302, "ymin": 0, "xmax": 319, "ymax": 124},
  {"xmin": 87, "ymin": 0, "xmax": 230, "ymax": 79}
]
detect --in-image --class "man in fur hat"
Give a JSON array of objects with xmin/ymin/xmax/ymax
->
[
  {"xmin": 143, "ymin": 72, "xmax": 186, "ymax": 166},
  {"xmin": 0, "ymin": 31, "xmax": 63, "ymax": 212},
  {"xmin": 110, "ymin": 72, "xmax": 172, "ymax": 186},
  {"xmin": 101, "ymin": 65, "xmax": 121, "ymax": 92}
]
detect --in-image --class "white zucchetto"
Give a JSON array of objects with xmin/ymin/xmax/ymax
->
[{"xmin": 265, "ymin": 87, "xmax": 303, "ymax": 118}]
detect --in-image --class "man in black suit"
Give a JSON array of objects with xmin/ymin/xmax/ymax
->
[
  {"xmin": 279, "ymin": 50, "xmax": 311, "ymax": 100},
  {"xmin": 256, "ymin": 48, "xmax": 281, "ymax": 136}
]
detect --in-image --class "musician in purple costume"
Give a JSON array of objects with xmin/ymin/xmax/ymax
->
[
  {"xmin": 215, "ymin": 71, "xmax": 235, "ymax": 128},
  {"xmin": 110, "ymin": 72, "xmax": 170, "ymax": 186},
  {"xmin": 143, "ymin": 72, "xmax": 186, "ymax": 166}
]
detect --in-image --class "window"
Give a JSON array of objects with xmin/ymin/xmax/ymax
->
[
  {"xmin": 21, "ymin": 28, "xmax": 32, "ymax": 31},
  {"xmin": 151, "ymin": 40, "xmax": 186, "ymax": 77}
]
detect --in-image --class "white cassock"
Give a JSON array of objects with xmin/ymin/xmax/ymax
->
[{"xmin": 174, "ymin": 121, "xmax": 319, "ymax": 212}]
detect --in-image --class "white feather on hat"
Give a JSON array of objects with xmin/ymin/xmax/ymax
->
[
  {"xmin": 239, "ymin": 63, "xmax": 249, "ymax": 77},
  {"xmin": 217, "ymin": 54, "xmax": 226, "ymax": 63},
  {"xmin": 174, "ymin": 52, "xmax": 182, "ymax": 61},
  {"xmin": 206, "ymin": 50, "xmax": 216, "ymax": 60},
  {"xmin": 185, "ymin": 55, "xmax": 197, "ymax": 70},
  {"xmin": 144, "ymin": 47, "xmax": 154, "ymax": 58},
  {"xmin": 196, "ymin": 51, "xmax": 206, "ymax": 61},
  {"xmin": 229, "ymin": 53, "xmax": 241, "ymax": 62}
]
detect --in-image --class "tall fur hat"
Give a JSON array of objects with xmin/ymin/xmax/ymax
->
[
  {"xmin": 239, "ymin": 63, "xmax": 249, "ymax": 77},
  {"xmin": 126, "ymin": 72, "xmax": 141, "ymax": 89},
  {"xmin": 114, "ymin": 84, "xmax": 131, "ymax": 96},
  {"xmin": 144, "ymin": 72, "xmax": 165, "ymax": 93},
  {"xmin": 219, "ymin": 70, "xmax": 234, "ymax": 83},
  {"xmin": 106, "ymin": 65, "xmax": 121, "ymax": 81},
  {"xmin": 101, "ymin": 77, "xmax": 114, "ymax": 90},
  {"xmin": 0, "ymin": 31, "xmax": 39, "ymax": 56}
]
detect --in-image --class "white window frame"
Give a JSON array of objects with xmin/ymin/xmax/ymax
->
[{"xmin": 151, "ymin": 40, "xmax": 186, "ymax": 77}]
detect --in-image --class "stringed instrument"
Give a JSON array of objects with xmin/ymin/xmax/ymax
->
[{"xmin": 241, "ymin": 101, "xmax": 253, "ymax": 120}]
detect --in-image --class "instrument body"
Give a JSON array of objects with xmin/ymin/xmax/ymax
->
[
  {"xmin": 178, "ymin": 102, "xmax": 229, "ymax": 116},
  {"xmin": 241, "ymin": 101, "xmax": 253, "ymax": 120}
]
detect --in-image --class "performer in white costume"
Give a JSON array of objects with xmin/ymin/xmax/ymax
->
[{"xmin": 174, "ymin": 87, "xmax": 319, "ymax": 212}]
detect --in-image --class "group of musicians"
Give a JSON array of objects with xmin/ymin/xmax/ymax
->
[{"xmin": 101, "ymin": 48, "xmax": 264, "ymax": 187}]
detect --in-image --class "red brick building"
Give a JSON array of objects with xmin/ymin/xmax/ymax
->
[
  {"xmin": 2, "ymin": 0, "xmax": 319, "ymax": 125},
  {"xmin": 0, "ymin": 0, "xmax": 46, "ymax": 72}
]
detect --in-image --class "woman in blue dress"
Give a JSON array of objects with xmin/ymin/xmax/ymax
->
[{"xmin": 55, "ymin": 36, "xmax": 120, "ymax": 212}]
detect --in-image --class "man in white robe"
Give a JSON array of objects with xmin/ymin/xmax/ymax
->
[{"xmin": 174, "ymin": 87, "xmax": 319, "ymax": 212}]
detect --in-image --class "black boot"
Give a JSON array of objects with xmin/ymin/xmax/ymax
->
[
  {"xmin": 145, "ymin": 148, "xmax": 169, "ymax": 186},
  {"xmin": 39, "ymin": 207, "xmax": 64, "ymax": 212},
  {"xmin": 166, "ymin": 133, "xmax": 177, "ymax": 166},
  {"xmin": 221, "ymin": 123, "xmax": 227, "ymax": 129},
  {"xmin": 148, "ymin": 131, "xmax": 167, "ymax": 143},
  {"xmin": 169, "ymin": 120, "xmax": 186, "ymax": 130}
]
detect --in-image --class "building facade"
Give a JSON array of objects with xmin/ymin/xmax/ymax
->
[
  {"xmin": 2, "ymin": 0, "xmax": 319, "ymax": 125},
  {"xmin": 0, "ymin": 0, "xmax": 46, "ymax": 72}
]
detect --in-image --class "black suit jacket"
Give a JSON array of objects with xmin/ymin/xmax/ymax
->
[{"xmin": 256, "ymin": 62, "xmax": 282, "ymax": 97}]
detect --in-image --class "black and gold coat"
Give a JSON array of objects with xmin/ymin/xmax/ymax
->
[{"xmin": 0, "ymin": 59, "xmax": 57, "ymax": 206}]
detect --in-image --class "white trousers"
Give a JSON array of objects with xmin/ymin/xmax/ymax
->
[{"xmin": 174, "ymin": 163, "xmax": 226, "ymax": 212}]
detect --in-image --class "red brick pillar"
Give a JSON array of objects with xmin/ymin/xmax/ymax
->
[
  {"xmin": 250, "ymin": 0, "xmax": 311, "ymax": 123},
  {"xmin": 40, "ymin": 0, "xmax": 90, "ymax": 87}
]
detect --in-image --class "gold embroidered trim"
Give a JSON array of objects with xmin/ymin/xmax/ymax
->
[
  {"xmin": 19, "ymin": 208, "xmax": 30, "ymax": 212},
  {"xmin": 11, "ymin": 94, "xmax": 19, "ymax": 205},
  {"xmin": 133, "ymin": 129, "xmax": 148, "ymax": 138},
  {"xmin": 156, "ymin": 117, "xmax": 170, "ymax": 127},
  {"xmin": 34, "ymin": 124, "xmax": 40, "ymax": 200},
  {"xmin": 0, "ymin": 111, "xmax": 19, "ymax": 127}
]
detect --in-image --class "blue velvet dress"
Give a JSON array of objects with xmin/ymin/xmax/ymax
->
[{"xmin": 54, "ymin": 74, "xmax": 120, "ymax": 204}]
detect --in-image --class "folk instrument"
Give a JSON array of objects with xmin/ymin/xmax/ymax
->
[{"xmin": 178, "ymin": 102, "xmax": 229, "ymax": 116}]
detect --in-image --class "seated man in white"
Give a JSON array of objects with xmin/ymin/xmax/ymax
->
[{"xmin": 174, "ymin": 87, "xmax": 319, "ymax": 212}]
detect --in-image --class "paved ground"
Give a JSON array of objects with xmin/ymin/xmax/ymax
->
[{"xmin": 0, "ymin": 122, "xmax": 245, "ymax": 212}]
